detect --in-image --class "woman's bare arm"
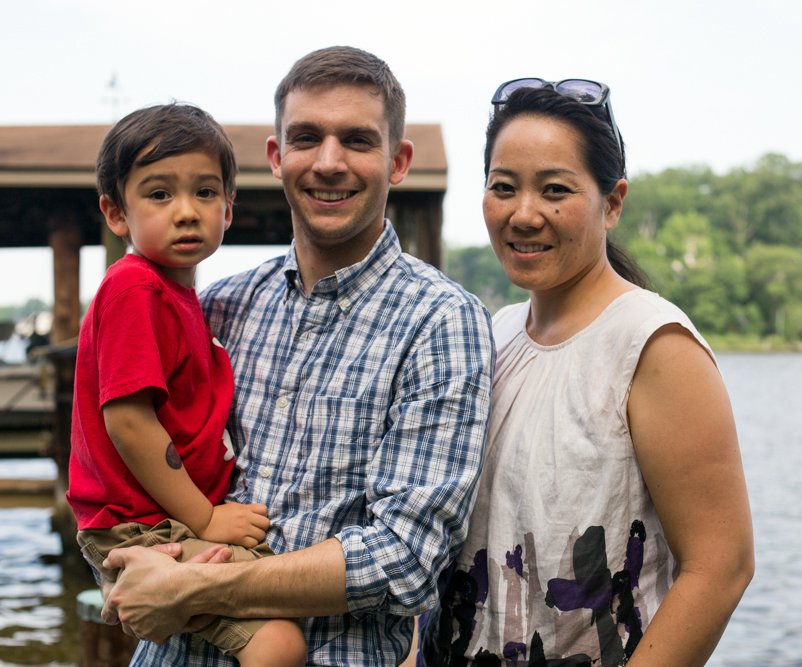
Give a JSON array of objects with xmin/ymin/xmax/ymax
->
[{"xmin": 626, "ymin": 325, "xmax": 754, "ymax": 666}]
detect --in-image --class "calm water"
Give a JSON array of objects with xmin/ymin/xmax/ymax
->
[
  {"xmin": 0, "ymin": 353, "xmax": 799, "ymax": 666},
  {"xmin": 0, "ymin": 459, "xmax": 94, "ymax": 667},
  {"xmin": 708, "ymin": 353, "xmax": 802, "ymax": 667}
]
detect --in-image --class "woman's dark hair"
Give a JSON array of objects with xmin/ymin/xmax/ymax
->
[{"xmin": 484, "ymin": 87, "xmax": 651, "ymax": 288}]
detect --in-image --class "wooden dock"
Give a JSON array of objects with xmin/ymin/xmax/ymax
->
[
  {"xmin": 0, "ymin": 360, "xmax": 58, "ymax": 505},
  {"xmin": 0, "ymin": 361, "xmax": 54, "ymax": 455}
]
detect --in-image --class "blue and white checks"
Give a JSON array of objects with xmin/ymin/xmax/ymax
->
[{"xmin": 131, "ymin": 223, "xmax": 494, "ymax": 666}]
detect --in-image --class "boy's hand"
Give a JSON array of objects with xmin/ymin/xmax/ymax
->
[{"xmin": 198, "ymin": 502, "xmax": 269, "ymax": 548}]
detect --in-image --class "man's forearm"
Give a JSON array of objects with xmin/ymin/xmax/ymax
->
[
  {"xmin": 186, "ymin": 537, "xmax": 348, "ymax": 620},
  {"xmin": 104, "ymin": 538, "xmax": 348, "ymax": 642}
]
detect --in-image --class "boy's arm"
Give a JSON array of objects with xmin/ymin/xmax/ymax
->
[{"xmin": 103, "ymin": 390, "xmax": 268, "ymax": 547}]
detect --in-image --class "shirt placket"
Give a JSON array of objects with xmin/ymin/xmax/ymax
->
[{"xmin": 261, "ymin": 285, "xmax": 340, "ymax": 514}]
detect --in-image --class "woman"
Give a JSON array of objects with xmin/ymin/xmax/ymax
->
[{"xmin": 419, "ymin": 81, "xmax": 753, "ymax": 666}]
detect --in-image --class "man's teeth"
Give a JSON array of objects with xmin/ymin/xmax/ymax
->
[
  {"xmin": 311, "ymin": 190, "xmax": 351, "ymax": 201},
  {"xmin": 512, "ymin": 243, "xmax": 549, "ymax": 253}
]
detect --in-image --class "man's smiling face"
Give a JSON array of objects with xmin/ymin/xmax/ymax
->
[{"xmin": 267, "ymin": 84, "xmax": 411, "ymax": 270}]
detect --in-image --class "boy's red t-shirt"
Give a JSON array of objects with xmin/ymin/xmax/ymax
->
[{"xmin": 67, "ymin": 254, "xmax": 235, "ymax": 530}]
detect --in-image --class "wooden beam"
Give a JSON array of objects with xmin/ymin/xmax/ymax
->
[{"xmin": 48, "ymin": 219, "xmax": 81, "ymax": 343}]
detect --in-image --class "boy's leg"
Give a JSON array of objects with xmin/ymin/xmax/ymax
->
[
  {"xmin": 234, "ymin": 619, "xmax": 307, "ymax": 667},
  {"xmin": 175, "ymin": 533, "xmax": 307, "ymax": 661},
  {"xmin": 77, "ymin": 522, "xmax": 175, "ymax": 583},
  {"xmin": 81, "ymin": 520, "xmax": 303, "ymax": 660}
]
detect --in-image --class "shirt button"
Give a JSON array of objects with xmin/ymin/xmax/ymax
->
[
  {"xmin": 277, "ymin": 397, "xmax": 289, "ymax": 408},
  {"xmin": 339, "ymin": 298, "xmax": 350, "ymax": 309},
  {"xmin": 259, "ymin": 466, "xmax": 271, "ymax": 478}
]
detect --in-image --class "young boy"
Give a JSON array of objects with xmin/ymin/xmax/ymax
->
[{"xmin": 66, "ymin": 103, "xmax": 306, "ymax": 667}]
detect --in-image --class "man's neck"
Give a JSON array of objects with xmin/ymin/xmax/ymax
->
[{"xmin": 293, "ymin": 225, "xmax": 384, "ymax": 294}]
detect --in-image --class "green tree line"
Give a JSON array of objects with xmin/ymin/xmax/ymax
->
[
  {"xmin": 444, "ymin": 153, "xmax": 802, "ymax": 347},
  {"xmin": 0, "ymin": 299, "xmax": 50, "ymax": 322}
]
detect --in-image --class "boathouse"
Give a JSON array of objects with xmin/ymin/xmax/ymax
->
[{"xmin": 0, "ymin": 123, "xmax": 448, "ymax": 345}]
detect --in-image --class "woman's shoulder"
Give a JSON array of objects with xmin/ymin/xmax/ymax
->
[
  {"xmin": 602, "ymin": 289, "xmax": 713, "ymax": 362},
  {"xmin": 605, "ymin": 289, "xmax": 695, "ymax": 332},
  {"xmin": 491, "ymin": 301, "xmax": 529, "ymax": 344}
]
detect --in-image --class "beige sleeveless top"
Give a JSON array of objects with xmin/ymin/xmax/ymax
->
[{"xmin": 449, "ymin": 289, "xmax": 712, "ymax": 665}]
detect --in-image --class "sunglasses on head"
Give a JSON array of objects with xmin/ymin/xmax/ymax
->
[{"xmin": 491, "ymin": 78, "xmax": 623, "ymax": 158}]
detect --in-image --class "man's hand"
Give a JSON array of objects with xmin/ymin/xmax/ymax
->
[
  {"xmin": 198, "ymin": 502, "xmax": 269, "ymax": 548},
  {"xmin": 101, "ymin": 543, "xmax": 232, "ymax": 642}
]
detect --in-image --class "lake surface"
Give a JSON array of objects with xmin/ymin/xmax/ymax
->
[
  {"xmin": 708, "ymin": 353, "xmax": 802, "ymax": 667},
  {"xmin": 0, "ymin": 353, "xmax": 799, "ymax": 666}
]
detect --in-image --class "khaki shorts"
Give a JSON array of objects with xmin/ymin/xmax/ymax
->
[{"xmin": 77, "ymin": 518, "xmax": 275, "ymax": 655}]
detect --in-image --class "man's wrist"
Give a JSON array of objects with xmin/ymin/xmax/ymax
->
[{"xmin": 182, "ymin": 561, "xmax": 235, "ymax": 618}]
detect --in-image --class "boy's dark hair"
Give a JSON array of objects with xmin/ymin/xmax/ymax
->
[
  {"xmin": 96, "ymin": 103, "xmax": 238, "ymax": 211},
  {"xmin": 274, "ymin": 45, "xmax": 406, "ymax": 146}
]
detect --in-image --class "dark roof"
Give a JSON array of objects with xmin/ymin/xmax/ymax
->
[{"xmin": 0, "ymin": 123, "xmax": 447, "ymax": 191}]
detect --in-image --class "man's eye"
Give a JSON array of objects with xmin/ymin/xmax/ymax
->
[{"xmin": 290, "ymin": 134, "xmax": 318, "ymax": 145}]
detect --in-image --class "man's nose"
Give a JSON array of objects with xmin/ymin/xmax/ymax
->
[{"xmin": 314, "ymin": 136, "xmax": 347, "ymax": 175}]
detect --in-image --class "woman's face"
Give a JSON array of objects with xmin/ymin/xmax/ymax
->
[{"xmin": 483, "ymin": 114, "xmax": 625, "ymax": 295}]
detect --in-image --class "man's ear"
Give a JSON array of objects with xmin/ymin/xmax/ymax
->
[
  {"xmin": 604, "ymin": 178, "xmax": 628, "ymax": 231},
  {"xmin": 99, "ymin": 195, "xmax": 129, "ymax": 238},
  {"xmin": 266, "ymin": 136, "xmax": 282, "ymax": 179},
  {"xmin": 389, "ymin": 139, "xmax": 414, "ymax": 186}
]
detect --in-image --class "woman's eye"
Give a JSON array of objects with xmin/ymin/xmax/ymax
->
[
  {"xmin": 544, "ymin": 184, "xmax": 570, "ymax": 196},
  {"xmin": 489, "ymin": 182, "xmax": 514, "ymax": 194}
]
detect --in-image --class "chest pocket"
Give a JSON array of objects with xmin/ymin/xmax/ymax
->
[{"xmin": 296, "ymin": 395, "xmax": 384, "ymax": 489}]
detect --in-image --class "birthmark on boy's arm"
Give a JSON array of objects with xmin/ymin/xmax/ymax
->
[{"xmin": 165, "ymin": 441, "xmax": 182, "ymax": 470}]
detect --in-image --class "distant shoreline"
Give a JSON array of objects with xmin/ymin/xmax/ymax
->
[{"xmin": 707, "ymin": 335, "xmax": 802, "ymax": 354}]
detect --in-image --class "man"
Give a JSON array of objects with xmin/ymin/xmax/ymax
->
[{"xmin": 102, "ymin": 45, "xmax": 494, "ymax": 666}]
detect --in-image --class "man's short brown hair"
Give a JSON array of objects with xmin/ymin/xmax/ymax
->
[{"xmin": 273, "ymin": 45, "xmax": 406, "ymax": 146}]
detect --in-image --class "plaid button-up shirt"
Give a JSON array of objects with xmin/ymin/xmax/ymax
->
[{"xmin": 131, "ymin": 224, "xmax": 494, "ymax": 666}]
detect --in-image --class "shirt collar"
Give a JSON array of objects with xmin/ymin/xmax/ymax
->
[
  {"xmin": 281, "ymin": 221, "xmax": 402, "ymax": 311},
  {"xmin": 281, "ymin": 247, "xmax": 301, "ymax": 297}
]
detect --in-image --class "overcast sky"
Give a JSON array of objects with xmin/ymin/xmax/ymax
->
[{"xmin": 2, "ymin": 0, "xmax": 800, "ymax": 306}]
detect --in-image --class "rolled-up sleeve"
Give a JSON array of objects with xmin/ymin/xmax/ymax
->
[{"xmin": 338, "ymin": 299, "xmax": 495, "ymax": 615}]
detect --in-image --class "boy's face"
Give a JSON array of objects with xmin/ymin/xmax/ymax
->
[{"xmin": 100, "ymin": 151, "xmax": 233, "ymax": 287}]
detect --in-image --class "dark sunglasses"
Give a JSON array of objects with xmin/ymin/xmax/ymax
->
[{"xmin": 491, "ymin": 78, "xmax": 623, "ymax": 158}]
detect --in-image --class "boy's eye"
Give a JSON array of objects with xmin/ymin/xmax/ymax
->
[
  {"xmin": 148, "ymin": 190, "xmax": 170, "ymax": 201},
  {"xmin": 197, "ymin": 187, "xmax": 217, "ymax": 198}
]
